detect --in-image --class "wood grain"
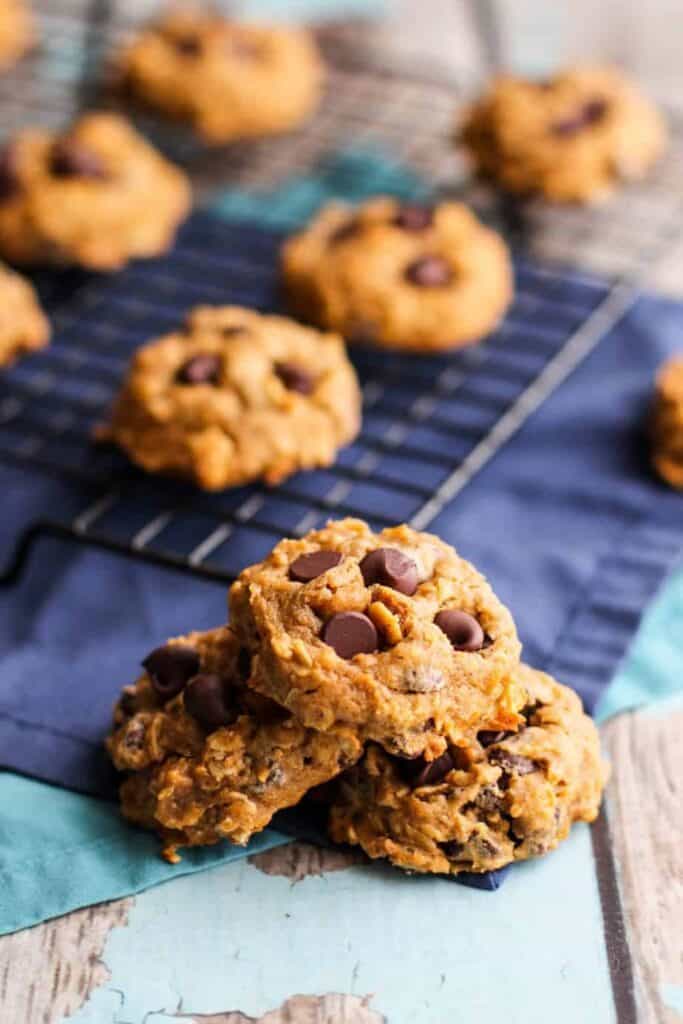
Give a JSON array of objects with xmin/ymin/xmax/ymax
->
[
  {"xmin": 248, "ymin": 841, "xmax": 364, "ymax": 883},
  {"xmin": 0, "ymin": 898, "xmax": 131, "ymax": 1024},
  {"xmin": 601, "ymin": 707, "xmax": 683, "ymax": 1024},
  {"xmin": 175, "ymin": 993, "xmax": 383, "ymax": 1023}
]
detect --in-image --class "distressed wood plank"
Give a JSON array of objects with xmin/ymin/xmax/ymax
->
[
  {"xmin": 0, "ymin": 898, "xmax": 131, "ymax": 1024},
  {"xmin": 601, "ymin": 707, "xmax": 683, "ymax": 1024}
]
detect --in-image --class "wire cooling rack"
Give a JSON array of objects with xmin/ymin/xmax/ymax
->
[{"xmin": 1, "ymin": 3, "xmax": 683, "ymax": 586}]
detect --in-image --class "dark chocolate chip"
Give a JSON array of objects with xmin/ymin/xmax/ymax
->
[
  {"xmin": 330, "ymin": 218, "xmax": 360, "ymax": 244},
  {"xmin": 275, "ymin": 362, "xmax": 314, "ymax": 395},
  {"xmin": 177, "ymin": 353, "xmax": 221, "ymax": 385},
  {"xmin": 551, "ymin": 97, "xmax": 608, "ymax": 136},
  {"xmin": 50, "ymin": 140, "xmax": 107, "ymax": 179},
  {"xmin": 0, "ymin": 145, "xmax": 20, "ymax": 201},
  {"xmin": 289, "ymin": 549, "xmax": 342, "ymax": 582},
  {"xmin": 489, "ymin": 749, "xmax": 538, "ymax": 775},
  {"xmin": 142, "ymin": 644, "xmax": 200, "ymax": 700},
  {"xmin": 477, "ymin": 729, "xmax": 513, "ymax": 748},
  {"xmin": 398, "ymin": 748, "xmax": 463, "ymax": 787},
  {"xmin": 405, "ymin": 255, "xmax": 453, "ymax": 287},
  {"xmin": 434, "ymin": 609, "xmax": 485, "ymax": 651},
  {"xmin": 394, "ymin": 204, "xmax": 434, "ymax": 231},
  {"xmin": 184, "ymin": 674, "xmax": 237, "ymax": 731},
  {"xmin": 359, "ymin": 547, "xmax": 418, "ymax": 596},
  {"xmin": 322, "ymin": 611, "xmax": 378, "ymax": 659},
  {"xmin": 174, "ymin": 34, "xmax": 202, "ymax": 55},
  {"xmin": 222, "ymin": 324, "xmax": 247, "ymax": 336},
  {"xmin": 440, "ymin": 839, "xmax": 465, "ymax": 859}
]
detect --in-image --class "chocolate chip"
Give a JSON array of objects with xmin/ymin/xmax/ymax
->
[
  {"xmin": 50, "ymin": 140, "xmax": 107, "ymax": 179},
  {"xmin": 322, "ymin": 611, "xmax": 378, "ymax": 659},
  {"xmin": 177, "ymin": 353, "xmax": 221, "ymax": 385},
  {"xmin": 477, "ymin": 729, "xmax": 512, "ymax": 748},
  {"xmin": 489, "ymin": 749, "xmax": 538, "ymax": 775},
  {"xmin": 401, "ymin": 749, "xmax": 458, "ymax": 786},
  {"xmin": 275, "ymin": 362, "xmax": 314, "ymax": 395},
  {"xmin": 394, "ymin": 204, "xmax": 434, "ymax": 231},
  {"xmin": 122, "ymin": 719, "xmax": 146, "ymax": 751},
  {"xmin": 440, "ymin": 839, "xmax": 465, "ymax": 859},
  {"xmin": 360, "ymin": 547, "xmax": 418, "ymax": 596},
  {"xmin": 405, "ymin": 255, "xmax": 452, "ymax": 287},
  {"xmin": 289, "ymin": 549, "xmax": 342, "ymax": 582},
  {"xmin": 0, "ymin": 145, "xmax": 20, "ymax": 201},
  {"xmin": 184, "ymin": 674, "xmax": 237, "ymax": 731},
  {"xmin": 330, "ymin": 219, "xmax": 360, "ymax": 244},
  {"xmin": 174, "ymin": 34, "xmax": 202, "ymax": 55},
  {"xmin": 222, "ymin": 324, "xmax": 247, "ymax": 337},
  {"xmin": 142, "ymin": 644, "xmax": 200, "ymax": 700},
  {"xmin": 434, "ymin": 609, "xmax": 485, "ymax": 651},
  {"xmin": 551, "ymin": 98, "xmax": 608, "ymax": 136}
]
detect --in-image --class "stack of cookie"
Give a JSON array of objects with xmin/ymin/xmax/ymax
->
[{"xmin": 107, "ymin": 518, "xmax": 608, "ymax": 878}]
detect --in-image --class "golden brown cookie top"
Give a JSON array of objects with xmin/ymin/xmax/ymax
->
[
  {"xmin": 107, "ymin": 625, "xmax": 362, "ymax": 857},
  {"xmin": 230, "ymin": 518, "xmax": 524, "ymax": 757},
  {"xmin": 116, "ymin": 9, "xmax": 323, "ymax": 143},
  {"xmin": 0, "ymin": 0, "xmax": 35, "ymax": 69},
  {"xmin": 460, "ymin": 65, "xmax": 667, "ymax": 202},
  {"xmin": 100, "ymin": 305, "xmax": 361, "ymax": 490},
  {"xmin": 328, "ymin": 663, "xmax": 609, "ymax": 875},
  {"xmin": 651, "ymin": 355, "xmax": 683, "ymax": 489},
  {"xmin": 0, "ymin": 112, "xmax": 191, "ymax": 269},
  {"xmin": 282, "ymin": 196, "xmax": 512, "ymax": 351},
  {"xmin": 0, "ymin": 261, "xmax": 49, "ymax": 366}
]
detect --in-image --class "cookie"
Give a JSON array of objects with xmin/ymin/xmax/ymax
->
[
  {"xmin": 282, "ymin": 196, "xmax": 512, "ymax": 352},
  {"xmin": 99, "ymin": 305, "xmax": 361, "ymax": 490},
  {"xmin": 460, "ymin": 66, "xmax": 667, "ymax": 203},
  {"xmin": 107, "ymin": 625, "xmax": 362, "ymax": 861},
  {"xmin": 328, "ymin": 663, "xmax": 608, "ymax": 875},
  {"xmin": 115, "ymin": 10, "xmax": 323, "ymax": 144},
  {"xmin": 230, "ymin": 518, "xmax": 524, "ymax": 760},
  {"xmin": 0, "ymin": 0, "xmax": 34, "ymax": 70},
  {"xmin": 0, "ymin": 112, "xmax": 191, "ymax": 270},
  {"xmin": 651, "ymin": 356, "xmax": 683, "ymax": 489},
  {"xmin": 0, "ymin": 261, "xmax": 49, "ymax": 365}
]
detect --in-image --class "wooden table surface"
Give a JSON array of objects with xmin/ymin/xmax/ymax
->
[{"xmin": 2, "ymin": 4, "xmax": 683, "ymax": 1022}]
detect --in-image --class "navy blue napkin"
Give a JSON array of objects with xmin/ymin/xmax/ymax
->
[{"xmin": 0, "ymin": 213, "xmax": 680, "ymax": 895}]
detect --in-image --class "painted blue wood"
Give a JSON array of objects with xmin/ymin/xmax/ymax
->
[{"xmin": 65, "ymin": 824, "xmax": 615, "ymax": 1024}]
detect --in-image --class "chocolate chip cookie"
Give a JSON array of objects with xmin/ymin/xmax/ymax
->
[
  {"xmin": 0, "ymin": 112, "xmax": 191, "ymax": 270},
  {"xmin": 107, "ymin": 625, "xmax": 362, "ymax": 861},
  {"xmin": 115, "ymin": 9, "xmax": 323, "ymax": 144},
  {"xmin": 0, "ymin": 261, "xmax": 49, "ymax": 365},
  {"xmin": 229, "ymin": 518, "xmax": 524, "ymax": 760},
  {"xmin": 282, "ymin": 197, "xmax": 512, "ymax": 352},
  {"xmin": 460, "ymin": 66, "xmax": 667, "ymax": 203},
  {"xmin": 99, "ymin": 305, "xmax": 361, "ymax": 490},
  {"xmin": 0, "ymin": 0, "xmax": 34, "ymax": 69},
  {"xmin": 651, "ymin": 355, "xmax": 683, "ymax": 489},
  {"xmin": 328, "ymin": 663, "xmax": 608, "ymax": 875}
]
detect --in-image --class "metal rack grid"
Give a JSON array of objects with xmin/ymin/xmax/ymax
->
[{"xmin": 0, "ymin": 3, "xmax": 682, "ymax": 586}]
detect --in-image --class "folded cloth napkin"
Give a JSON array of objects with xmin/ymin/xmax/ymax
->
[{"xmin": 0, "ymin": 152, "xmax": 681, "ymax": 935}]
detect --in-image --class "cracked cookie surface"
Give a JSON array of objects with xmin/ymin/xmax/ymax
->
[
  {"xmin": 230, "ymin": 518, "xmax": 524, "ymax": 759},
  {"xmin": 651, "ymin": 355, "xmax": 683, "ymax": 489},
  {"xmin": 0, "ymin": 112, "xmax": 190, "ymax": 269},
  {"xmin": 328, "ymin": 663, "xmax": 608, "ymax": 875},
  {"xmin": 99, "ymin": 305, "xmax": 361, "ymax": 490},
  {"xmin": 107, "ymin": 625, "xmax": 362, "ymax": 860},
  {"xmin": 460, "ymin": 66, "xmax": 666, "ymax": 203},
  {"xmin": 0, "ymin": 261, "xmax": 49, "ymax": 365},
  {"xmin": 115, "ymin": 9, "xmax": 323, "ymax": 144},
  {"xmin": 281, "ymin": 196, "xmax": 512, "ymax": 352}
]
